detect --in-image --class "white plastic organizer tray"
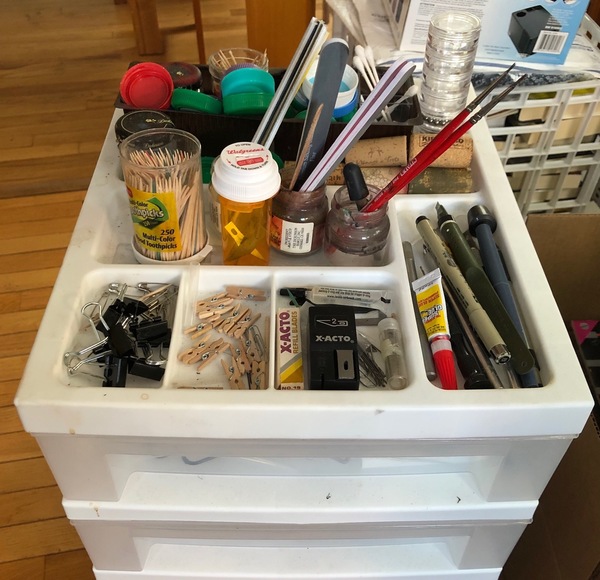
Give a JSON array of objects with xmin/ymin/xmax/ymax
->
[{"xmin": 14, "ymin": 110, "xmax": 593, "ymax": 446}]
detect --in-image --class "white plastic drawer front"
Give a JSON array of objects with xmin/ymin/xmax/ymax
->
[
  {"xmin": 39, "ymin": 433, "xmax": 570, "ymax": 503},
  {"xmin": 72, "ymin": 517, "xmax": 524, "ymax": 575}
]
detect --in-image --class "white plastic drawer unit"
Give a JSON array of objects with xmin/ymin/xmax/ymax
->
[{"xmin": 14, "ymin": 112, "xmax": 592, "ymax": 504}]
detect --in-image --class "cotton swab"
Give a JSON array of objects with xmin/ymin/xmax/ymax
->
[{"xmin": 354, "ymin": 46, "xmax": 392, "ymax": 122}]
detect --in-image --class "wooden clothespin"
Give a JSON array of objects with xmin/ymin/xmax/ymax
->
[
  {"xmin": 196, "ymin": 339, "xmax": 229, "ymax": 372},
  {"xmin": 232, "ymin": 312, "xmax": 261, "ymax": 339},
  {"xmin": 221, "ymin": 307, "xmax": 250, "ymax": 336},
  {"xmin": 220, "ymin": 358, "xmax": 245, "ymax": 390},
  {"xmin": 195, "ymin": 292, "xmax": 228, "ymax": 311},
  {"xmin": 225, "ymin": 286, "xmax": 267, "ymax": 301},
  {"xmin": 250, "ymin": 359, "xmax": 266, "ymax": 390}
]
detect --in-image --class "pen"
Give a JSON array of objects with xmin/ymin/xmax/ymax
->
[
  {"xmin": 436, "ymin": 203, "xmax": 534, "ymax": 375},
  {"xmin": 446, "ymin": 297, "xmax": 493, "ymax": 389},
  {"xmin": 415, "ymin": 215, "xmax": 510, "ymax": 364},
  {"xmin": 467, "ymin": 204, "xmax": 542, "ymax": 387},
  {"xmin": 402, "ymin": 241, "xmax": 437, "ymax": 381},
  {"xmin": 441, "ymin": 276, "xmax": 505, "ymax": 390}
]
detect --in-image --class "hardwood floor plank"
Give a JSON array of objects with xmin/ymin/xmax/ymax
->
[
  {"xmin": 0, "ymin": 288, "xmax": 53, "ymax": 314},
  {"xmin": 44, "ymin": 549, "xmax": 95, "ymax": 580},
  {"xmin": 0, "ymin": 556, "xmax": 44, "ymax": 580},
  {"xmin": 0, "ymin": 191, "xmax": 86, "ymax": 210},
  {"xmin": 0, "ymin": 269, "xmax": 60, "ymax": 294},
  {"xmin": 0, "ymin": 518, "xmax": 83, "ymax": 563},
  {"xmin": 0, "ymin": 249, "xmax": 67, "ymax": 274},
  {"xmin": 0, "ymin": 405, "xmax": 26, "ymax": 435},
  {"xmin": 1, "ymin": 355, "xmax": 30, "ymax": 383},
  {"xmin": 0, "ymin": 331, "xmax": 39, "ymax": 357},
  {"xmin": 0, "ymin": 486, "xmax": 65, "ymax": 527},
  {"xmin": 0, "ymin": 380, "xmax": 20, "ymax": 408},
  {"xmin": 0, "ymin": 309, "xmax": 44, "ymax": 336},
  {"xmin": 0, "ymin": 431, "xmax": 42, "ymax": 464},
  {"xmin": 0, "ymin": 234, "xmax": 74, "ymax": 258},
  {"xmin": 0, "ymin": 457, "xmax": 56, "ymax": 494}
]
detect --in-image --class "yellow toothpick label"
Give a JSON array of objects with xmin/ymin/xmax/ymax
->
[{"xmin": 127, "ymin": 186, "xmax": 181, "ymax": 253}]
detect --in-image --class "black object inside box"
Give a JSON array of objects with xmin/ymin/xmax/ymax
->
[{"xmin": 115, "ymin": 65, "xmax": 422, "ymax": 160}]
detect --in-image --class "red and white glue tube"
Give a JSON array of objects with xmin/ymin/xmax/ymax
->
[{"xmin": 411, "ymin": 268, "xmax": 457, "ymax": 390}]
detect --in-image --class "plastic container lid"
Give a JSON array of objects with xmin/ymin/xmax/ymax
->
[
  {"xmin": 170, "ymin": 88, "xmax": 223, "ymax": 114},
  {"xmin": 114, "ymin": 110, "xmax": 175, "ymax": 143},
  {"xmin": 119, "ymin": 62, "xmax": 174, "ymax": 110},
  {"xmin": 165, "ymin": 62, "xmax": 203, "ymax": 88},
  {"xmin": 301, "ymin": 62, "xmax": 359, "ymax": 109},
  {"xmin": 222, "ymin": 92, "xmax": 272, "ymax": 116},
  {"xmin": 211, "ymin": 142, "xmax": 281, "ymax": 203},
  {"xmin": 333, "ymin": 88, "xmax": 359, "ymax": 120},
  {"xmin": 221, "ymin": 68, "xmax": 275, "ymax": 98}
]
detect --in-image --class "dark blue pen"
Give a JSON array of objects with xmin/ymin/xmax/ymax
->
[{"xmin": 468, "ymin": 205, "xmax": 542, "ymax": 387}]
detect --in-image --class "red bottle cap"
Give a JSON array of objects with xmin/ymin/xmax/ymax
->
[
  {"xmin": 433, "ymin": 349, "xmax": 458, "ymax": 390},
  {"xmin": 119, "ymin": 62, "xmax": 174, "ymax": 110}
]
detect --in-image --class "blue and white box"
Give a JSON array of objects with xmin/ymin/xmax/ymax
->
[{"xmin": 399, "ymin": 0, "xmax": 591, "ymax": 65}]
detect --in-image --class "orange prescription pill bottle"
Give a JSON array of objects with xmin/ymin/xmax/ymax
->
[{"xmin": 211, "ymin": 142, "xmax": 281, "ymax": 266}]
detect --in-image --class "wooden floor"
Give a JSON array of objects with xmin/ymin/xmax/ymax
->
[{"xmin": 0, "ymin": 0, "xmax": 248, "ymax": 199}]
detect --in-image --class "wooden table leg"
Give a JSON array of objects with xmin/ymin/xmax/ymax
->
[
  {"xmin": 127, "ymin": 0, "xmax": 164, "ymax": 55},
  {"xmin": 191, "ymin": 0, "xmax": 206, "ymax": 63}
]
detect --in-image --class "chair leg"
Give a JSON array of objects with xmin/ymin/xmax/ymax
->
[
  {"xmin": 127, "ymin": 0, "xmax": 164, "ymax": 55},
  {"xmin": 191, "ymin": 0, "xmax": 207, "ymax": 64}
]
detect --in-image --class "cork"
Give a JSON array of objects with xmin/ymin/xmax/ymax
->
[
  {"xmin": 326, "ymin": 164, "xmax": 345, "ymax": 185},
  {"xmin": 327, "ymin": 164, "xmax": 408, "ymax": 192},
  {"xmin": 409, "ymin": 133, "xmax": 473, "ymax": 168},
  {"xmin": 345, "ymin": 136, "xmax": 408, "ymax": 167},
  {"xmin": 408, "ymin": 167, "xmax": 474, "ymax": 194},
  {"xmin": 362, "ymin": 166, "xmax": 407, "ymax": 191}
]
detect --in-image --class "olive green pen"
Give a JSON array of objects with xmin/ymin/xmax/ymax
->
[
  {"xmin": 415, "ymin": 215, "xmax": 510, "ymax": 364},
  {"xmin": 435, "ymin": 203, "xmax": 535, "ymax": 375}
]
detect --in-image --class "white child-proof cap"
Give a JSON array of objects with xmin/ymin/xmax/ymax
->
[{"xmin": 211, "ymin": 142, "xmax": 281, "ymax": 203}]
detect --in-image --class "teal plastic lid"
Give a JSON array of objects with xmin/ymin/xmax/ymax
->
[
  {"xmin": 170, "ymin": 88, "xmax": 223, "ymax": 115},
  {"xmin": 223, "ymin": 92, "xmax": 272, "ymax": 116},
  {"xmin": 221, "ymin": 68, "xmax": 275, "ymax": 98}
]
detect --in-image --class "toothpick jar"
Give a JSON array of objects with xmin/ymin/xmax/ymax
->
[{"xmin": 119, "ymin": 128, "xmax": 207, "ymax": 262}]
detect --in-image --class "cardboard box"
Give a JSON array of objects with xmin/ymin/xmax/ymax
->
[
  {"xmin": 400, "ymin": 0, "xmax": 590, "ymax": 65},
  {"xmin": 502, "ymin": 213, "xmax": 600, "ymax": 579}
]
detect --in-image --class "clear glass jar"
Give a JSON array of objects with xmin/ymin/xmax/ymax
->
[
  {"xmin": 270, "ymin": 167, "xmax": 329, "ymax": 256},
  {"xmin": 324, "ymin": 185, "xmax": 390, "ymax": 266}
]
